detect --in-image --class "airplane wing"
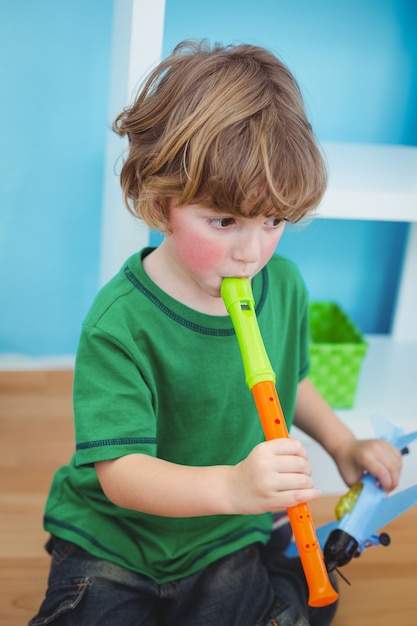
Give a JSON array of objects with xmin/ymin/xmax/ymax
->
[
  {"xmin": 365, "ymin": 484, "xmax": 417, "ymax": 533},
  {"xmin": 371, "ymin": 415, "xmax": 417, "ymax": 450}
]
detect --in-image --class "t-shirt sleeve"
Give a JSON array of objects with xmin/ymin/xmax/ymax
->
[{"xmin": 73, "ymin": 324, "xmax": 157, "ymax": 467}]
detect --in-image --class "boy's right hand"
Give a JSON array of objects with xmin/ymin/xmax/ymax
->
[{"xmin": 228, "ymin": 438, "xmax": 321, "ymax": 515}]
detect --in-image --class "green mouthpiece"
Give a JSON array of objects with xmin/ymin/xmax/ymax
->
[{"xmin": 221, "ymin": 277, "xmax": 275, "ymax": 389}]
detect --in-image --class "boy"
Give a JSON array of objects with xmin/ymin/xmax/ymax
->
[{"xmin": 30, "ymin": 40, "xmax": 402, "ymax": 626}]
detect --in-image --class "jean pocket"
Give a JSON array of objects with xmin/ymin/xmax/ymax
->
[{"xmin": 29, "ymin": 577, "xmax": 90, "ymax": 625}]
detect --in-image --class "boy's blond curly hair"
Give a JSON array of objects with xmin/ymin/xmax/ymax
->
[{"xmin": 113, "ymin": 40, "xmax": 327, "ymax": 232}]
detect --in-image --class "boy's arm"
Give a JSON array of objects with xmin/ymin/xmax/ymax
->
[
  {"xmin": 95, "ymin": 437, "xmax": 320, "ymax": 518},
  {"xmin": 293, "ymin": 377, "xmax": 402, "ymax": 492}
]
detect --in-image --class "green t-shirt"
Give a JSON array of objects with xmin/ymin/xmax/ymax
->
[{"xmin": 44, "ymin": 248, "xmax": 310, "ymax": 584}]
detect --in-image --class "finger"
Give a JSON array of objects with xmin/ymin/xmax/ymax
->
[
  {"xmin": 272, "ymin": 455, "xmax": 313, "ymax": 476},
  {"xmin": 375, "ymin": 466, "xmax": 395, "ymax": 492},
  {"xmin": 370, "ymin": 457, "xmax": 400, "ymax": 492},
  {"xmin": 267, "ymin": 437, "xmax": 309, "ymax": 459},
  {"xmin": 271, "ymin": 470, "xmax": 316, "ymax": 492},
  {"xmin": 363, "ymin": 443, "xmax": 403, "ymax": 492},
  {"xmin": 276, "ymin": 487, "xmax": 321, "ymax": 509}
]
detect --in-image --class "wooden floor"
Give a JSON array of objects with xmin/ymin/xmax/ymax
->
[{"xmin": 1, "ymin": 370, "xmax": 416, "ymax": 625}]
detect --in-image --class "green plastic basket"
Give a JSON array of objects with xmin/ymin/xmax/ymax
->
[{"xmin": 308, "ymin": 302, "xmax": 368, "ymax": 408}]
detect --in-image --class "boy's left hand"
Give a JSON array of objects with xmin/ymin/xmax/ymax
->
[{"xmin": 335, "ymin": 438, "xmax": 403, "ymax": 493}]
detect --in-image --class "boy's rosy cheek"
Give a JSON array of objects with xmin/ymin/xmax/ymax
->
[{"xmin": 176, "ymin": 239, "xmax": 224, "ymax": 273}]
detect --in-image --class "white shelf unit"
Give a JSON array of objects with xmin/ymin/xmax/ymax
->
[
  {"xmin": 318, "ymin": 143, "xmax": 417, "ymax": 222},
  {"xmin": 298, "ymin": 143, "xmax": 417, "ymax": 493},
  {"xmin": 317, "ymin": 142, "xmax": 417, "ymax": 342}
]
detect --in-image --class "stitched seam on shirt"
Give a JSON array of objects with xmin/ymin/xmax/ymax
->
[
  {"xmin": 124, "ymin": 266, "xmax": 267, "ymax": 335},
  {"xmin": 44, "ymin": 517, "xmax": 136, "ymax": 569},
  {"xmin": 76, "ymin": 437, "xmax": 156, "ymax": 451}
]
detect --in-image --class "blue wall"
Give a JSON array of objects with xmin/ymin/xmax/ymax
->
[
  {"xmin": 0, "ymin": 0, "xmax": 415, "ymax": 356},
  {"xmin": 163, "ymin": 0, "xmax": 417, "ymax": 146},
  {"xmin": 0, "ymin": 0, "xmax": 113, "ymax": 355}
]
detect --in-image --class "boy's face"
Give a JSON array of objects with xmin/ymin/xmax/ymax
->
[{"xmin": 164, "ymin": 202, "xmax": 285, "ymax": 298}]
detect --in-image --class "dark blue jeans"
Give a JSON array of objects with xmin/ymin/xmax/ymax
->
[{"xmin": 29, "ymin": 536, "xmax": 338, "ymax": 625}]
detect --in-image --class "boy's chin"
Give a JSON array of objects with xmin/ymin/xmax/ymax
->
[{"xmin": 207, "ymin": 285, "xmax": 223, "ymax": 299}]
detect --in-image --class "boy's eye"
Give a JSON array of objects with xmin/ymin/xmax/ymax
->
[
  {"xmin": 210, "ymin": 217, "xmax": 236, "ymax": 229},
  {"xmin": 265, "ymin": 217, "xmax": 284, "ymax": 228}
]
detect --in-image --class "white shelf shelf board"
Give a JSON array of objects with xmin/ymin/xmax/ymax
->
[{"xmin": 317, "ymin": 143, "xmax": 417, "ymax": 222}]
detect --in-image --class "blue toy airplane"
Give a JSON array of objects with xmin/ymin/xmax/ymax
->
[{"xmin": 285, "ymin": 416, "xmax": 417, "ymax": 572}]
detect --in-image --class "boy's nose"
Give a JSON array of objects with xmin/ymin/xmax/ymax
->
[{"xmin": 232, "ymin": 229, "xmax": 261, "ymax": 265}]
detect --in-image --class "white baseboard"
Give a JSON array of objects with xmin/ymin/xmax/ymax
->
[{"xmin": 0, "ymin": 354, "xmax": 75, "ymax": 371}]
